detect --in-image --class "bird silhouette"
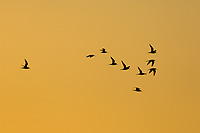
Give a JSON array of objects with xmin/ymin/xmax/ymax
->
[
  {"xmin": 100, "ymin": 48, "xmax": 108, "ymax": 53},
  {"xmin": 86, "ymin": 54, "xmax": 95, "ymax": 58},
  {"xmin": 120, "ymin": 61, "xmax": 130, "ymax": 70},
  {"xmin": 133, "ymin": 87, "xmax": 142, "ymax": 92},
  {"xmin": 109, "ymin": 56, "xmax": 117, "ymax": 65},
  {"xmin": 148, "ymin": 44, "xmax": 156, "ymax": 54},
  {"xmin": 136, "ymin": 67, "xmax": 146, "ymax": 75},
  {"xmin": 22, "ymin": 59, "xmax": 30, "ymax": 69},
  {"xmin": 146, "ymin": 59, "xmax": 155, "ymax": 66},
  {"xmin": 149, "ymin": 68, "xmax": 157, "ymax": 76}
]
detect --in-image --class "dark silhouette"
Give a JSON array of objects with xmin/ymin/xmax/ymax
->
[
  {"xmin": 109, "ymin": 56, "xmax": 117, "ymax": 65},
  {"xmin": 146, "ymin": 59, "xmax": 155, "ymax": 66},
  {"xmin": 149, "ymin": 68, "xmax": 157, "ymax": 76},
  {"xmin": 86, "ymin": 54, "xmax": 95, "ymax": 58},
  {"xmin": 136, "ymin": 67, "xmax": 146, "ymax": 75},
  {"xmin": 22, "ymin": 59, "xmax": 30, "ymax": 69},
  {"xmin": 133, "ymin": 87, "xmax": 142, "ymax": 92},
  {"xmin": 148, "ymin": 44, "xmax": 156, "ymax": 54},
  {"xmin": 100, "ymin": 48, "xmax": 107, "ymax": 53},
  {"xmin": 120, "ymin": 61, "xmax": 130, "ymax": 70}
]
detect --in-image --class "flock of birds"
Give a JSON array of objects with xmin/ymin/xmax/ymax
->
[
  {"xmin": 86, "ymin": 44, "xmax": 157, "ymax": 92},
  {"xmin": 21, "ymin": 44, "xmax": 157, "ymax": 92}
]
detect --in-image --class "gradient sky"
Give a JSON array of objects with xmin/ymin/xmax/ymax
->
[{"xmin": 1, "ymin": 0, "xmax": 200, "ymax": 133}]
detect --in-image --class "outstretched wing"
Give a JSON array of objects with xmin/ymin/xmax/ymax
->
[
  {"xmin": 138, "ymin": 67, "xmax": 142, "ymax": 73},
  {"xmin": 149, "ymin": 44, "xmax": 154, "ymax": 51},
  {"xmin": 110, "ymin": 56, "xmax": 115, "ymax": 63},
  {"xmin": 121, "ymin": 61, "xmax": 126, "ymax": 68},
  {"xmin": 24, "ymin": 59, "xmax": 28, "ymax": 66}
]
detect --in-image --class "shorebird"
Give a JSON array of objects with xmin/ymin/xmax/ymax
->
[
  {"xmin": 148, "ymin": 44, "xmax": 156, "ymax": 54},
  {"xmin": 133, "ymin": 87, "xmax": 142, "ymax": 92},
  {"xmin": 149, "ymin": 68, "xmax": 157, "ymax": 76},
  {"xmin": 146, "ymin": 59, "xmax": 155, "ymax": 67},
  {"xmin": 86, "ymin": 54, "xmax": 95, "ymax": 58},
  {"xmin": 22, "ymin": 59, "xmax": 30, "ymax": 69},
  {"xmin": 136, "ymin": 67, "xmax": 146, "ymax": 75},
  {"xmin": 120, "ymin": 61, "xmax": 130, "ymax": 70},
  {"xmin": 100, "ymin": 48, "xmax": 108, "ymax": 53},
  {"xmin": 109, "ymin": 56, "xmax": 117, "ymax": 65}
]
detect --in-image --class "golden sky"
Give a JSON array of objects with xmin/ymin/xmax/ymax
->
[{"xmin": 1, "ymin": 0, "xmax": 200, "ymax": 133}]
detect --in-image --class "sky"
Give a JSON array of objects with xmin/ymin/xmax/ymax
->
[{"xmin": 1, "ymin": 0, "xmax": 200, "ymax": 133}]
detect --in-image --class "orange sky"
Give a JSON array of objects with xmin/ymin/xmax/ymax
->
[{"xmin": 1, "ymin": 0, "xmax": 200, "ymax": 133}]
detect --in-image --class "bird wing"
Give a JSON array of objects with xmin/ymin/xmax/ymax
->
[
  {"xmin": 149, "ymin": 44, "xmax": 154, "ymax": 51},
  {"xmin": 110, "ymin": 57, "xmax": 115, "ymax": 63},
  {"xmin": 121, "ymin": 61, "xmax": 126, "ymax": 68},
  {"xmin": 138, "ymin": 67, "xmax": 142, "ymax": 73},
  {"xmin": 24, "ymin": 59, "xmax": 28, "ymax": 66}
]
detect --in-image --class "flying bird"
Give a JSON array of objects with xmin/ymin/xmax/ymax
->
[
  {"xmin": 86, "ymin": 54, "xmax": 95, "ymax": 58},
  {"xmin": 146, "ymin": 59, "xmax": 155, "ymax": 66},
  {"xmin": 149, "ymin": 68, "xmax": 157, "ymax": 76},
  {"xmin": 100, "ymin": 48, "xmax": 108, "ymax": 53},
  {"xmin": 136, "ymin": 67, "xmax": 146, "ymax": 75},
  {"xmin": 148, "ymin": 44, "xmax": 156, "ymax": 54},
  {"xmin": 120, "ymin": 61, "xmax": 130, "ymax": 70},
  {"xmin": 133, "ymin": 87, "xmax": 142, "ymax": 92},
  {"xmin": 109, "ymin": 56, "xmax": 117, "ymax": 65},
  {"xmin": 22, "ymin": 59, "xmax": 30, "ymax": 69}
]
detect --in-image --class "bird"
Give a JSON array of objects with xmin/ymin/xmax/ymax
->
[
  {"xmin": 136, "ymin": 67, "xmax": 146, "ymax": 75},
  {"xmin": 146, "ymin": 59, "xmax": 155, "ymax": 66},
  {"xmin": 148, "ymin": 44, "xmax": 156, "ymax": 54},
  {"xmin": 100, "ymin": 48, "xmax": 107, "ymax": 53},
  {"xmin": 132, "ymin": 87, "xmax": 142, "ymax": 92},
  {"xmin": 86, "ymin": 54, "xmax": 95, "ymax": 58},
  {"xmin": 22, "ymin": 59, "xmax": 30, "ymax": 69},
  {"xmin": 120, "ymin": 61, "xmax": 130, "ymax": 70},
  {"xmin": 109, "ymin": 56, "xmax": 117, "ymax": 65},
  {"xmin": 149, "ymin": 68, "xmax": 157, "ymax": 76}
]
